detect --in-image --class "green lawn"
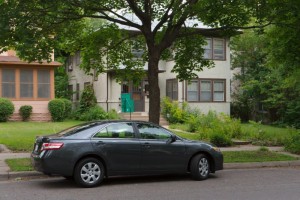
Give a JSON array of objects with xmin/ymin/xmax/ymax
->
[
  {"xmin": 170, "ymin": 122, "xmax": 299, "ymax": 146},
  {"xmin": 5, "ymin": 158, "xmax": 33, "ymax": 171},
  {"xmin": 0, "ymin": 121, "xmax": 83, "ymax": 152},
  {"xmin": 223, "ymin": 150, "xmax": 298, "ymax": 163}
]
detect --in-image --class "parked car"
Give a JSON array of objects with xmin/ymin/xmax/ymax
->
[{"xmin": 31, "ymin": 120, "xmax": 223, "ymax": 187}]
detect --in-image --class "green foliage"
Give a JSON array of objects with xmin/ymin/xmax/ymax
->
[
  {"xmin": 61, "ymin": 98, "xmax": 72, "ymax": 119},
  {"xmin": 161, "ymin": 97, "xmax": 187, "ymax": 124},
  {"xmin": 54, "ymin": 66, "xmax": 71, "ymax": 99},
  {"xmin": 79, "ymin": 85, "xmax": 97, "ymax": 112},
  {"xmin": 48, "ymin": 99, "xmax": 65, "ymax": 122},
  {"xmin": 210, "ymin": 132, "xmax": 232, "ymax": 147},
  {"xmin": 77, "ymin": 106, "xmax": 108, "ymax": 121},
  {"xmin": 0, "ymin": 98, "xmax": 14, "ymax": 122},
  {"xmin": 19, "ymin": 105, "xmax": 32, "ymax": 121},
  {"xmin": 284, "ymin": 132, "xmax": 300, "ymax": 154},
  {"xmin": 107, "ymin": 109, "xmax": 121, "ymax": 119}
]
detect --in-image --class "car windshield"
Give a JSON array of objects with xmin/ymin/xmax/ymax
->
[{"xmin": 57, "ymin": 122, "xmax": 103, "ymax": 137}]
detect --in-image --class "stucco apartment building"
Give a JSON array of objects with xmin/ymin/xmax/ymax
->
[{"xmin": 67, "ymin": 35, "xmax": 231, "ymax": 115}]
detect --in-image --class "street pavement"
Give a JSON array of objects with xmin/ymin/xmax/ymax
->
[{"xmin": 0, "ymin": 144, "xmax": 300, "ymax": 181}]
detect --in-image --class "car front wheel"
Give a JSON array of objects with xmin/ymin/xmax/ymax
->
[
  {"xmin": 190, "ymin": 154, "xmax": 210, "ymax": 180},
  {"xmin": 74, "ymin": 158, "xmax": 105, "ymax": 187}
]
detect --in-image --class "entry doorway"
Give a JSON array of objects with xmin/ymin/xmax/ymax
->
[{"xmin": 121, "ymin": 80, "xmax": 148, "ymax": 112}]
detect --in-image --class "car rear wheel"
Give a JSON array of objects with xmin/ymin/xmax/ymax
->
[
  {"xmin": 190, "ymin": 154, "xmax": 210, "ymax": 180},
  {"xmin": 74, "ymin": 158, "xmax": 105, "ymax": 187}
]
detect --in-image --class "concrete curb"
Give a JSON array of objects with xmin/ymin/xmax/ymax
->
[
  {"xmin": 1, "ymin": 160, "xmax": 300, "ymax": 181},
  {"xmin": 224, "ymin": 160, "xmax": 300, "ymax": 169},
  {"xmin": 0, "ymin": 171, "xmax": 49, "ymax": 181}
]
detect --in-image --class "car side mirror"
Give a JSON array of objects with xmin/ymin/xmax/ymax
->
[{"xmin": 167, "ymin": 135, "xmax": 177, "ymax": 144}]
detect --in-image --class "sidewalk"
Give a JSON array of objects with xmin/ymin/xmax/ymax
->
[{"xmin": 0, "ymin": 144, "xmax": 300, "ymax": 181}]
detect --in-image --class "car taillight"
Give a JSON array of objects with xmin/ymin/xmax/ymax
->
[{"xmin": 41, "ymin": 142, "xmax": 64, "ymax": 151}]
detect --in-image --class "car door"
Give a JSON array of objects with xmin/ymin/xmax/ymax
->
[
  {"xmin": 91, "ymin": 122, "xmax": 141, "ymax": 173},
  {"xmin": 136, "ymin": 122, "xmax": 187, "ymax": 172}
]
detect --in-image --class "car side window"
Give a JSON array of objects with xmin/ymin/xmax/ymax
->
[
  {"xmin": 94, "ymin": 123, "xmax": 135, "ymax": 138},
  {"xmin": 137, "ymin": 123, "xmax": 171, "ymax": 140}
]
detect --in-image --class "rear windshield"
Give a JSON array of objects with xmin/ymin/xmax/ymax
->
[{"xmin": 57, "ymin": 122, "xmax": 104, "ymax": 137}]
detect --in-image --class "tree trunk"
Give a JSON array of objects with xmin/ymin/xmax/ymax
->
[{"xmin": 147, "ymin": 52, "xmax": 160, "ymax": 125}]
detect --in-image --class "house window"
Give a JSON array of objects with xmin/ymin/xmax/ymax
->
[
  {"xmin": 166, "ymin": 79, "xmax": 178, "ymax": 100},
  {"xmin": 37, "ymin": 70, "xmax": 50, "ymax": 98},
  {"xmin": 0, "ymin": 68, "xmax": 52, "ymax": 100},
  {"xmin": 20, "ymin": 69, "xmax": 33, "ymax": 98},
  {"xmin": 187, "ymin": 80, "xmax": 199, "ymax": 101},
  {"xmin": 187, "ymin": 79, "xmax": 225, "ymax": 102},
  {"xmin": 213, "ymin": 39, "xmax": 225, "ymax": 60},
  {"xmin": 203, "ymin": 38, "xmax": 225, "ymax": 60},
  {"xmin": 76, "ymin": 83, "xmax": 80, "ymax": 101},
  {"xmin": 213, "ymin": 80, "xmax": 225, "ymax": 101},
  {"xmin": 68, "ymin": 85, "xmax": 73, "ymax": 101},
  {"xmin": 200, "ymin": 80, "xmax": 212, "ymax": 101},
  {"xmin": 1, "ymin": 69, "xmax": 15, "ymax": 98},
  {"xmin": 84, "ymin": 82, "xmax": 91, "ymax": 88}
]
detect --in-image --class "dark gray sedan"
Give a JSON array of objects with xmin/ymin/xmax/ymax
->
[{"xmin": 31, "ymin": 120, "xmax": 223, "ymax": 187}]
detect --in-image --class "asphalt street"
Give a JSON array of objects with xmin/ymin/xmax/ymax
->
[{"xmin": 1, "ymin": 167, "xmax": 300, "ymax": 200}]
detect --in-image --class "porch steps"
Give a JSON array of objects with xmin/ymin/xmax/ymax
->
[{"xmin": 120, "ymin": 112, "xmax": 169, "ymax": 126}]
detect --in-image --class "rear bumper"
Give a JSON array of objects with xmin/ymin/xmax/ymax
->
[{"xmin": 31, "ymin": 151, "xmax": 74, "ymax": 176}]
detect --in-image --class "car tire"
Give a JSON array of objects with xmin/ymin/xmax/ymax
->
[
  {"xmin": 74, "ymin": 158, "xmax": 105, "ymax": 188},
  {"xmin": 190, "ymin": 154, "xmax": 210, "ymax": 181}
]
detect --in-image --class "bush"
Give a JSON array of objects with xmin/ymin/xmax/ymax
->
[
  {"xmin": 107, "ymin": 109, "xmax": 121, "ymax": 119},
  {"xmin": 284, "ymin": 133, "xmax": 300, "ymax": 154},
  {"xmin": 79, "ymin": 85, "xmax": 97, "ymax": 112},
  {"xmin": 19, "ymin": 105, "xmax": 33, "ymax": 121},
  {"xmin": 61, "ymin": 98, "xmax": 72, "ymax": 118},
  {"xmin": 161, "ymin": 97, "xmax": 187, "ymax": 124},
  {"xmin": 0, "ymin": 98, "xmax": 15, "ymax": 122},
  {"xmin": 48, "ymin": 99, "xmax": 65, "ymax": 122},
  {"xmin": 78, "ymin": 106, "xmax": 108, "ymax": 121},
  {"xmin": 210, "ymin": 132, "xmax": 233, "ymax": 147}
]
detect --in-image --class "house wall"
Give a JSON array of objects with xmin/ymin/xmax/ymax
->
[
  {"xmin": 68, "ymin": 39, "xmax": 231, "ymax": 115},
  {"xmin": 159, "ymin": 39, "xmax": 231, "ymax": 114},
  {"xmin": 0, "ymin": 50, "xmax": 60, "ymax": 121}
]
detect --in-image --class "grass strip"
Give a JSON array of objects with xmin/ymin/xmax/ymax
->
[
  {"xmin": 5, "ymin": 158, "xmax": 33, "ymax": 171},
  {"xmin": 223, "ymin": 151, "xmax": 298, "ymax": 163}
]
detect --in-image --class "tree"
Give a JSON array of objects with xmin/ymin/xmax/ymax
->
[
  {"xmin": 0, "ymin": 0, "xmax": 271, "ymax": 124},
  {"xmin": 231, "ymin": 0, "xmax": 300, "ymax": 127}
]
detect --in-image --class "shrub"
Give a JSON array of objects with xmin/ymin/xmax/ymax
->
[
  {"xmin": 79, "ymin": 85, "xmax": 97, "ymax": 112},
  {"xmin": 19, "ymin": 105, "xmax": 33, "ymax": 121},
  {"xmin": 161, "ymin": 97, "xmax": 187, "ymax": 124},
  {"xmin": 210, "ymin": 132, "xmax": 232, "ymax": 147},
  {"xmin": 0, "ymin": 98, "xmax": 15, "ymax": 122},
  {"xmin": 48, "ymin": 99, "xmax": 65, "ymax": 122},
  {"xmin": 284, "ymin": 133, "xmax": 300, "ymax": 154},
  {"xmin": 79, "ymin": 106, "xmax": 108, "ymax": 121},
  {"xmin": 61, "ymin": 98, "xmax": 72, "ymax": 118},
  {"xmin": 107, "ymin": 109, "xmax": 121, "ymax": 119}
]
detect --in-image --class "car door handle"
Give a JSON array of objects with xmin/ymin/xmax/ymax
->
[
  {"xmin": 142, "ymin": 142, "xmax": 151, "ymax": 148},
  {"xmin": 96, "ymin": 141, "xmax": 106, "ymax": 146}
]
